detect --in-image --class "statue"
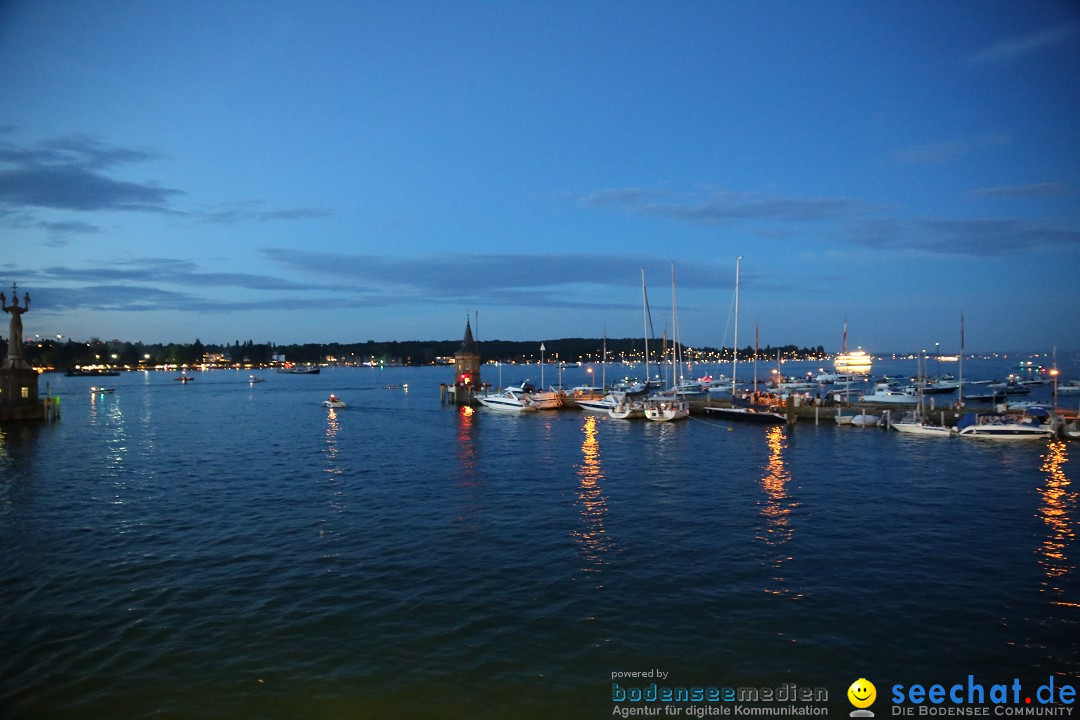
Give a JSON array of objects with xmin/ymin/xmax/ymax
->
[{"xmin": 2, "ymin": 282, "xmax": 30, "ymax": 366}]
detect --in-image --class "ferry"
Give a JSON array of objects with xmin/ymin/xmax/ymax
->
[{"xmin": 834, "ymin": 349, "xmax": 873, "ymax": 375}]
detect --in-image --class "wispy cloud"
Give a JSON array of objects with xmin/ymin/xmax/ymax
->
[
  {"xmin": 198, "ymin": 204, "xmax": 334, "ymax": 224},
  {"xmin": 969, "ymin": 182, "xmax": 1072, "ymax": 198},
  {"xmin": 966, "ymin": 22, "xmax": 1080, "ymax": 68},
  {"xmin": 0, "ymin": 133, "xmax": 333, "ymax": 228},
  {"xmin": 581, "ymin": 187, "xmax": 868, "ymax": 224},
  {"xmin": 891, "ymin": 133, "xmax": 1009, "ymax": 166},
  {"xmin": 0, "ymin": 134, "xmax": 182, "ymax": 212},
  {"xmin": 261, "ymin": 248, "xmax": 739, "ymax": 298},
  {"xmin": 848, "ymin": 217, "xmax": 1080, "ymax": 256}
]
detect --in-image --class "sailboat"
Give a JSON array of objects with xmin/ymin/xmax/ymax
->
[
  {"xmin": 609, "ymin": 270, "xmax": 652, "ymax": 420},
  {"xmin": 891, "ymin": 349, "xmax": 955, "ymax": 436},
  {"xmin": 644, "ymin": 264, "xmax": 690, "ymax": 422},
  {"xmin": 704, "ymin": 256, "xmax": 786, "ymax": 425}
]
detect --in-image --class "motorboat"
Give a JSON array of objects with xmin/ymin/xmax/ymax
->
[
  {"xmin": 476, "ymin": 387, "xmax": 539, "ymax": 412},
  {"xmin": 1058, "ymin": 380, "xmax": 1080, "ymax": 395},
  {"xmin": 249, "ymin": 375, "xmax": 265, "ymax": 384},
  {"xmin": 705, "ymin": 398, "xmax": 785, "ymax": 425},
  {"xmin": 860, "ymin": 383, "xmax": 918, "ymax": 404},
  {"xmin": 67, "ymin": 367, "xmax": 120, "ymax": 377},
  {"xmin": 176, "ymin": 375, "xmax": 194, "ymax": 383},
  {"xmin": 505, "ymin": 381, "xmax": 562, "ymax": 410},
  {"xmin": 956, "ymin": 408, "xmax": 1055, "ymax": 440},
  {"xmin": 577, "ymin": 393, "xmax": 622, "ymax": 413},
  {"xmin": 921, "ymin": 376, "xmax": 959, "ymax": 394},
  {"xmin": 891, "ymin": 411, "xmax": 955, "ymax": 437},
  {"xmin": 89, "ymin": 386, "xmax": 115, "ymax": 394},
  {"xmin": 279, "ymin": 365, "xmax": 320, "ymax": 374},
  {"xmin": 323, "ymin": 394, "xmax": 346, "ymax": 408}
]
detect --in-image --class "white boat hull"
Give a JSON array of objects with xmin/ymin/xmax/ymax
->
[
  {"xmin": 644, "ymin": 399, "xmax": 689, "ymax": 422},
  {"xmin": 892, "ymin": 422, "xmax": 954, "ymax": 436}
]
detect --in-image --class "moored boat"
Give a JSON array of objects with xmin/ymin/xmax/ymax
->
[{"xmin": 956, "ymin": 408, "xmax": 1055, "ymax": 440}]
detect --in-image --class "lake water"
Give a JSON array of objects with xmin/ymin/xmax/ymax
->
[{"xmin": 1, "ymin": 357, "xmax": 1077, "ymax": 718}]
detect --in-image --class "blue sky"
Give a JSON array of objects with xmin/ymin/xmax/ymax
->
[{"xmin": 1, "ymin": 0, "xmax": 1078, "ymax": 353}]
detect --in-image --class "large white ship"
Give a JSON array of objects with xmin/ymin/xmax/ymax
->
[{"xmin": 833, "ymin": 321, "xmax": 872, "ymax": 374}]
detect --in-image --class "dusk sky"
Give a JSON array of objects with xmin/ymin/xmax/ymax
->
[{"xmin": 1, "ymin": 1, "xmax": 1078, "ymax": 353}]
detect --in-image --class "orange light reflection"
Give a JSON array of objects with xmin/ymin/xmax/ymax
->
[
  {"xmin": 758, "ymin": 425, "xmax": 801, "ymax": 598},
  {"xmin": 574, "ymin": 413, "xmax": 611, "ymax": 575},
  {"xmin": 1037, "ymin": 440, "xmax": 1075, "ymax": 593}
]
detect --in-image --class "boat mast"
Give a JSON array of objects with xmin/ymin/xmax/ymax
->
[
  {"xmin": 731, "ymin": 256, "xmax": 741, "ymax": 397},
  {"xmin": 958, "ymin": 311, "xmax": 964, "ymax": 408},
  {"xmin": 602, "ymin": 328, "xmax": 607, "ymax": 390},
  {"xmin": 671, "ymin": 262, "xmax": 679, "ymax": 391},
  {"xmin": 641, "ymin": 269, "xmax": 650, "ymax": 389}
]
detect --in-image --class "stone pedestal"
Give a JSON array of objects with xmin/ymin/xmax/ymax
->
[{"xmin": 0, "ymin": 366, "xmax": 42, "ymax": 421}]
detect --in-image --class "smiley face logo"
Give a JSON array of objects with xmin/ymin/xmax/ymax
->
[{"xmin": 848, "ymin": 678, "xmax": 876, "ymax": 709}]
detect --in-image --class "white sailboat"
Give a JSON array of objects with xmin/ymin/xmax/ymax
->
[
  {"xmin": 892, "ymin": 350, "xmax": 955, "ymax": 436},
  {"xmin": 610, "ymin": 269, "xmax": 655, "ymax": 420},
  {"xmin": 645, "ymin": 264, "xmax": 690, "ymax": 422},
  {"xmin": 704, "ymin": 256, "xmax": 786, "ymax": 425}
]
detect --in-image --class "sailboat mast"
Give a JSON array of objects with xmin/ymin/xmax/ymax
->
[
  {"xmin": 641, "ymin": 269, "xmax": 650, "ymax": 389},
  {"xmin": 602, "ymin": 328, "xmax": 607, "ymax": 390},
  {"xmin": 958, "ymin": 311, "xmax": 964, "ymax": 407},
  {"xmin": 671, "ymin": 262, "xmax": 678, "ymax": 390},
  {"xmin": 731, "ymin": 256, "xmax": 741, "ymax": 397}
]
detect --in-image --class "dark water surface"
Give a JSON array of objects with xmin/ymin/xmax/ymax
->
[{"xmin": 2, "ymin": 361, "xmax": 1077, "ymax": 718}]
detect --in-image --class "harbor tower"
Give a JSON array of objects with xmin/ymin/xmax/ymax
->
[
  {"xmin": 454, "ymin": 318, "xmax": 481, "ymax": 405},
  {"xmin": 1, "ymin": 283, "xmax": 42, "ymax": 421}
]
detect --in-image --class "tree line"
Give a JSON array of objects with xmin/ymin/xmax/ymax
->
[{"xmin": 5, "ymin": 336, "xmax": 829, "ymax": 369}]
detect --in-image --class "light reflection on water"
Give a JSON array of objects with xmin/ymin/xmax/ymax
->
[
  {"xmin": 1038, "ymin": 440, "xmax": 1075, "ymax": 597},
  {"xmin": 758, "ymin": 425, "xmax": 800, "ymax": 598},
  {"xmin": 574, "ymin": 413, "xmax": 610, "ymax": 576}
]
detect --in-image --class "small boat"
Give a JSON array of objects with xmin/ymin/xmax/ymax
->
[
  {"xmin": 1058, "ymin": 380, "xmax": 1080, "ymax": 395},
  {"xmin": 849, "ymin": 412, "xmax": 882, "ymax": 428},
  {"xmin": 608, "ymin": 395, "xmax": 646, "ymax": 419},
  {"xmin": 176, "ymin": 375, "xmax": 194, "ymax": 383},
  {"xmin": 1064, "ymin": 419, "xmax": 1080, "ymax": 440},
  {"xmin": 705, "ymin": 401, "xmax": 786, "ymax": 425},
  {"xmin": 323, "ymin": 394, "xmax": 346, "ymax": 408},
  {"xmin": 476, "ymin": 387, "xmax": 539, "ymax": 412},
  {"xmin": 248, "ymin": 375, "xmax": 265, "ymax": 384},
  {"xmin": 278, "ymin": 365, "xmax": 320, "ymax": 375},
  {"xmin": 577, "ymin": 393, "xmax": 622, "ymax": 413},
  {"xmin": 891, "ymin": 411, "xmax": 955, "ymax": 437},
  {"xmin": 956, "ymin": 408, "xmax": 1055, "ymax": 440},
  {"xmin": 837, "ymin": 407, "xmax": 880, "ymax": 427},
  {"xmin": 860, "ymin": 382, "xmax": 918, "ymax": 405},
  {"xmin": 643, "ymin": 397, "xmax": 690, "ymax": 422},
  {"xmin": 89, "ymin": 386, "xmax": 115, "ymax": 395}
]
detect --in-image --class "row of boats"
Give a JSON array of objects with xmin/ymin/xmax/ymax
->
[{"xmin": 476, "ymin": 380, "xmax": 1075, "ymax": 440}]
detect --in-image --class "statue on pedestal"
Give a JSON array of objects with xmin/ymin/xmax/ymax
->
[{"xmin": 1, "ymin": 282, "xmax": 31, "ymax": 369}]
